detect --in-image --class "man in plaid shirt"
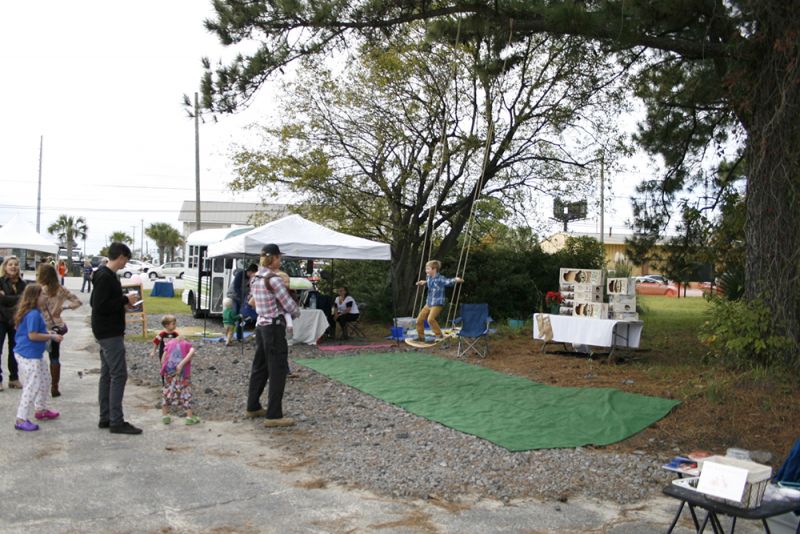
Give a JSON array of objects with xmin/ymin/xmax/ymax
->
[{"xmin": 245, "ymin": 244, "xmax": 301, "ymax": 427}]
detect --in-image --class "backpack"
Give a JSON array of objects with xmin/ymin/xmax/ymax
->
[{"xmin": 775, "ymin": 438, "xmax": 800, "ymax": 484}]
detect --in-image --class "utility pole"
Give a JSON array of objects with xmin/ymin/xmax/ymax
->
[
  {"xmin": 599, "ymin": 153, "xmax": 605, "ymax": 245},
  {"xmin": 36, "ymin": 135, "xmax": 43, "ymax": 232},
  {"xmin": 141, "ymin": 218, "xmax": 144, "ymax": 259},
  {"xmin": 131, "ymin": 225, "xmax": 137, "ymax": 257},
  {"xmin": 194, "ymin": 92, "xmax": 201, "ymax": 232}
]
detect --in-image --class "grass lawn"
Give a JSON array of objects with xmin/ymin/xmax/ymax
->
[{"xmin": 142, "ymin": 289, "xmax": 187, "ymax": 315}]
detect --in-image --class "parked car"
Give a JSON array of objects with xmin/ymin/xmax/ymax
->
[
  {"xmin": 636, "ymin": 281, "xmax": 679, "ymax": 297},
  {"xmin": 148, "ymin": 261, "xmax": 184, "ymax": 280},
  {"xmin": 634, "ymin": 275, "xmax": 670, "ymax": 285},
  {"xmin": 90, "ymin": 256, "xmax": 108, "ymax": 268},
  {"xmin": 126, "ymin": 259, "xmax": 155, "ymax": 273},
  {"xmin": 119, "ymin": 262, "xmax": 142, "ymax": 278}
]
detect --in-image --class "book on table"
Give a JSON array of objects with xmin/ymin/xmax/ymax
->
[{"xmin": 663, "ymin": 456, "xmax": 701, "ymax": 476}]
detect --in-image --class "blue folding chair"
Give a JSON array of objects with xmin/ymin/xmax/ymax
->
[{"xmin": 455, "ymin": 303, "xmax": 493, "ymax": 359}]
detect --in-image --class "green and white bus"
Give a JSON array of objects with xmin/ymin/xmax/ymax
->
[{"xmin": 181, "ymin": 226, "xmax": 254, "ymax": 318}]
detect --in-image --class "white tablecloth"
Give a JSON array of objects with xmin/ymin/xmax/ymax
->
[
  {"xmin": 533, "ymin": 314, "xmax": 643, "ymax": 349},
  {"xmin": 288, "ymin": 309, "xmax": 330, "ymax": 345}
]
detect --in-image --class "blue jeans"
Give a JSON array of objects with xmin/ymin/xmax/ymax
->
[
  {"xmin": 97, "ymin": 336, "xmax": 128, "ymax": 426},
  {"xmin": 81, "ymin": 277, "xmax": 92, "ymax": 292},
  {"xmin": 0, "ymin": 321, "xmax": 19, "ymax": 383}
]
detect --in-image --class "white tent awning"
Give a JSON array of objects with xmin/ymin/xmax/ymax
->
[
  {"xmin": 207, "ymin": 214, "xmax": 391, "ymax": 261},
  {"xmin": 0, "ymin": 215, "xmax": 59, "ymax": 254}
]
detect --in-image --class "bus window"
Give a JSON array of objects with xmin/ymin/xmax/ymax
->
[{"xmin": 213, "ymin": 258, "xmax": 224, "ymax": 273}]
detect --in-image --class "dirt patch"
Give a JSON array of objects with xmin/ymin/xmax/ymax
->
[
  {"xmin": 469, "ymin": 331, "xmax": 800, "ymax": 466},
  {"xmin": 368, "ymin": 509, "xmax": 438, "ymax": 533},
  {"xmin": 295, "ymin": 478, "xmax": 328, "ymax": 489}
]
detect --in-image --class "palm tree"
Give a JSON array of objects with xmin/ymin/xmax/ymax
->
[
  {"xmin": 48, "ymin": 215, "xmax": 88, "ymax": 268},
  {"xmin": 145, "ymin": 223, "xmax": 183, "ymax": 264},
  {"xmin": 109, "ymin": 231, "xmax": 133, "ymax": 245}
]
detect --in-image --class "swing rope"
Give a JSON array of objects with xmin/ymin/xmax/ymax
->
[
  {"xmin": 444, "ymin": 19, "xmax": 515, "ymax": 330},
  {"xmin": 413, "ymin": 17, "xmax": 462, "ymax": 319}
]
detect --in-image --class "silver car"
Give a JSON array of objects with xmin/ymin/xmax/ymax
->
[{"xmin": 148, "ymin": 261, "xmax": 185, "ymax": 280}]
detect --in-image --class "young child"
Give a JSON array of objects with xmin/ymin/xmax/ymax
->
[
  {"xmin": 151, "ymin": 315, "xmax": 179, "ymax": 383},
  {"xmin": 222, "ymin": 297, "xmax": 241, "ymax": 346},
  {"xmin": 160, "ymin": 336, "xmax": 199, "ymax": 425},
  {"xmin": 415, "ymin": 260, "xmax": 463, "ymax": 341},
  {"xmin": 13, "ymin": 284, "xmax": 62, "ymax": 431}
]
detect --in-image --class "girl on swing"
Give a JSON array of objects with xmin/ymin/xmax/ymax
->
[{"xmin": 415, "ymin": 260, "xmax": 463, "ymax": 341}]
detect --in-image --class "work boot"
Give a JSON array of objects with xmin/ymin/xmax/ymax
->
[
  {"xmin": 264, "ymin": 417, "xmax": 295, "ymax": 428},
  {"xmin": 50, "ymin": 363, "xmax": 61, "ymax": 397}
]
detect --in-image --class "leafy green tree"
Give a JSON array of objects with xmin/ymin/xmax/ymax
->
[
  {"xmin": 659, "ymin": 206, "xmax": 712, "ymax": 297},
  {"xmin": 226, "ymin": 30, "xmax": 625, "ymax": 312},
  {"xmin": 200, "ymin": 0, "xmax": 800, "ymax": 363},
  {"xmin": 47, "ymin": 215, "xmax": 88, "ymax": 268},
  {"xmin": 145, "ymin": 223, "xmax": 184, "ymax": 264}
]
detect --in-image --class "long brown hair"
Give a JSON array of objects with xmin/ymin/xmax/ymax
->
[
  {"xmin": 36, "ymin": 263, "xmax": 60, "ymax": 297},
  {"xmin": 14, "ymin": 284, "xmax": 43, "ymax": 327}
]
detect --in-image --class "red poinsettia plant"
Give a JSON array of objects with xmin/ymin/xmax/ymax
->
[{"xmin": 545, "ymin": 291, "xmax": 564, "ymax": 307}]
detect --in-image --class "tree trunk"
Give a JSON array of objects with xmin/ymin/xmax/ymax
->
[{"xmin": 742, "ymin": 40, "xmax": 800, "ymax": 364}]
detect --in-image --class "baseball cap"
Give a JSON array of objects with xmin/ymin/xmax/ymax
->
[{"xmin": 261, "ymin": 244, "xmax": 281, "ymax": 256}]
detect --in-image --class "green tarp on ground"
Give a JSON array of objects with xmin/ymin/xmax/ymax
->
[{"xmin": 295, "ymin": 352, "xmax": 679, "ymax": 451}]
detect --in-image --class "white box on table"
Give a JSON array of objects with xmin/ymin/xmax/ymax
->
[
  {"xmin": 611, "ymin": 311, "xmax": 639, "ymax": 321},
  {"xmin": 607, "ymin": 278, "xmax": 635, "ymax": 295},
  {"xmin": 573, "ymin": 301, "xmax": 608, "ymax": 319},
  {"xmin": 697, "ymin": 455, "xmax": 772, "ymax": 509},
  {"xmin": 560, "ymin": 268, "xmax": 603, "ymax": 286},
  {"xmin": 609, "ymin": 295, "xmax": 637, "ymax": 312},
  {"xmin": 574, "ymin": 290, "xmax": 602, "ymax": 303}
]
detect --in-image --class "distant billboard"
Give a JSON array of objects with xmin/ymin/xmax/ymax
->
[{"xmin": 553, "ymin": 198, "xmax": 588, "ymax": 223}]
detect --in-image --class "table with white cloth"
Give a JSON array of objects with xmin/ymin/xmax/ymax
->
[
  {"xmin": 288, "ymin": 309, "xmax": 330, "ymax": 345},
  {"xmin": 532, "ymin": 313, "xmax": 643, "ymax": 355}
]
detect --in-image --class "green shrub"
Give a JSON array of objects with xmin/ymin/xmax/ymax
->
[{"xmin": 699, "ymin": 297, "xmax": 794, "ymax": 369}]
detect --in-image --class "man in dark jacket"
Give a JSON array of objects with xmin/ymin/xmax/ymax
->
[
  {"xmin": 91, "ymin": 242, "xmax": 141, "ymax": 434},
  {"xmin": 227, "ymin": 263, "xmax": 258, "ymax": 341}
]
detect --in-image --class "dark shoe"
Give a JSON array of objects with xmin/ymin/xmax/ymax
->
[
  {"xmin": 109, "ymin": 422, "xmax": 143, "ymax": 435},
  {"xmin": 8, "ymin": 379, "xmax": 22, "ymax": 389},
  {"xmin": 245, "ymin": 408, "xmax": 267, "ymax": 418},
  {"xmin": 98, "ymin": 420, "xmax": 110, "ymax": 429}
]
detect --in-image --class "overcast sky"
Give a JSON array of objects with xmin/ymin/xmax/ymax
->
[{"xmin": 0, "ymin": 1, "xmax": 647, "ymax": 259}]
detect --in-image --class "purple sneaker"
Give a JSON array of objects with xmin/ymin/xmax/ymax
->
[{"xmin": 15, "ymin": 420, "xmax": 39, "ymax": 432}]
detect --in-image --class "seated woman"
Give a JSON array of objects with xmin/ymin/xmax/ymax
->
[{"xmin": 333, "ymin": 287, "xmax": 359, "ymax": 340}]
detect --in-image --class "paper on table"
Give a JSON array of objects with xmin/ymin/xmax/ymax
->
[{"xmin": 696, "ymin": 460, "xmax": 749, "ymax": 502}]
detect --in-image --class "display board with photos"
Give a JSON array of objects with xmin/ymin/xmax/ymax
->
[
  {"xmin": 558, "ymin": 268, "xmax": 603, "ymax": 317},
  {"xmin": 607, "ymin": 277, "xmax": 638, "ymax": 320}
]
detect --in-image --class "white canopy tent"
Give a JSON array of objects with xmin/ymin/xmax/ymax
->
[
  {"xmin": 0, "ymin": 215, "xmax": 59, "ymax": 255},
  {"xmin": 207, "ymin": 214, "xmax": 391, "ymax": 261}
]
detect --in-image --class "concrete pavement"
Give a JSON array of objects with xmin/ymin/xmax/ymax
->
[{"xmin": 0, "ymin": 277, "xmax": 709, "ymax": 533}]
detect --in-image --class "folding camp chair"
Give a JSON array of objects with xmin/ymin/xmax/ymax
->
[
  {"xmin": 345, "ymin": 303, "xmax": 367, "ymax": 339},
  {"xmin": 455, "ymin": 303, "xmax": 493, "ymax": 359}
]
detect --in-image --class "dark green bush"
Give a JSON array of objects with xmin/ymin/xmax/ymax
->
[{"xmin": 699, "ymin": 297, "xmax": 794, "ymax": 369}]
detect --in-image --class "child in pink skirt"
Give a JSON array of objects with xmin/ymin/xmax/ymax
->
[{"xmin": 160, "ymin": 337, "xmax": 200, "ymax": 425}]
